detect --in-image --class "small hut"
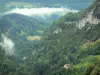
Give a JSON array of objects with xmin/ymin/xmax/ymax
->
[{"xmin": 64, "ymin": 64, "xmax": 70, "ymax": 69}]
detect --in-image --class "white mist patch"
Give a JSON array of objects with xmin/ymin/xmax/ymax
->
[
  {"xmin": 0, "ymin": 34, "xmax": 15, "ymax": 55},
  {"xmin": 53, "ymin": 28, "xmax": 62, "ymax": 34},
  {"xmin": 5, "ymin": 7, "xmax": 79, "ymax": 18}
]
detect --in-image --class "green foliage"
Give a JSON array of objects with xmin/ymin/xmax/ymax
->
[
  {"xmin": 0, "ymin": 13, "xmax": 48, "ymax": 58},
  {"xmin": 0, "ymin": 47, "xmax": 5, "ymax": 62},
  {"xmin": 29, "ymin": 1, "xmax": 100, "ymax": 74},
  {"xmin": 62, "ymin": 12, "xmax": 84, "ymax": 22},
  {"xmin": 0, "ymin": 0, "xmax": 100, "ymax": 75},
  {"xmin": 78, "ymin": 39, "xmax": 100, "ymax": 58}
]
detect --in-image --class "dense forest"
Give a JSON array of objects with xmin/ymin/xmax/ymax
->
[{"xmin": 0, "ymin": 0, "xmax": 100, "ymax": 75}]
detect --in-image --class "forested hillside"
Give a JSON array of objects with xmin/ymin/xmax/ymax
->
[
  {"xmin": 0, "ymin": 13, "xmax": 47, "ymax": 58},
  {"xmin": 0, "ymin": 0, "xmax": 100, "ymax": 75},
  {"xmin": 29, "ymin": 0, "xmax": 100, "ymax": 75}
]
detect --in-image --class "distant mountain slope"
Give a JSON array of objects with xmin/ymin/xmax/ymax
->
[
  {"xmin": 0, "ymin": 13, "xmax": 47, "ymax": 57},
  {"xmin": 0, "ymin": 0, "xmax": 94, "ymax": 11},
  {"xmin": 0, "ymin": 13, "xmax": 46, "ymax": 32},
  {"xmin": 0, "ymin": 13, "xmax": 47, "ymax": 37}
]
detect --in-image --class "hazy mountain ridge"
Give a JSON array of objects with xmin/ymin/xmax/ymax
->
[{"xmin": 0, "ymin": 0, "xmax": 94, "ymax": 13}]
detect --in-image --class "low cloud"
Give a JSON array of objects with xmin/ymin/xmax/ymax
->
[
  {"xmin": 0, "ymin": 34, "xmax": 15, "ymax": 55},
  {"xmin": 5, "ymin": 7, "xmax": 79, "ymax": 18}
]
